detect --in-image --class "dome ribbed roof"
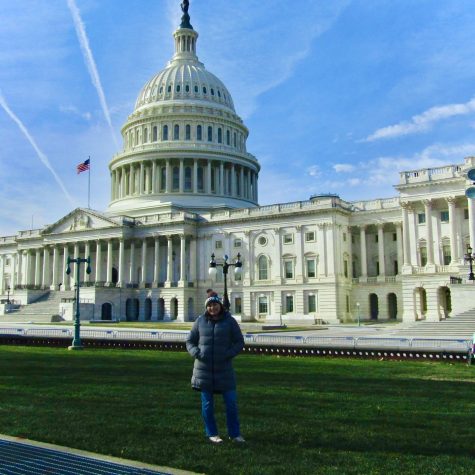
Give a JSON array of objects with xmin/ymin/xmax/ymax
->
[{"xmin": 134, "ymin": 27, "xmax": 235, "ymax": 112}]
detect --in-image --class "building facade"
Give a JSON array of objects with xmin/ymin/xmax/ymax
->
[{"xmin": 1, "ymin": 7, "xmax": 474, "ymax": 324}]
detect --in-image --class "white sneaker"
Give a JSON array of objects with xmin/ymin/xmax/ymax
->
[
  {"xmin": 209, "ymin": 436, "xmax": 223, "ymax": 443},
  {"xmin": 230, "ymin": 436, "xmax": 246, "ymax": 443}
]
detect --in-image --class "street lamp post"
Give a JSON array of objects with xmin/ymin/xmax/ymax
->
[
  {"xmin": 208, "ymin": 253, "xmax": 242, "ymax": 311},
  {"xmin": 6, "ymin": 286, "xmax": 10, "ymax": 305},
  {"xmin": 356, "ymin": 302, "xmax": 361, "ymax": 327},
  {"xmin": 464, "ymin": 245, "xmax": 475, "ymax": 281},
  {"xmin": 66, "ymin": 256, "xmax": 91, "ymax": 350}
]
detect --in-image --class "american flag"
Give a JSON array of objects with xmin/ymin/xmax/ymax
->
[{"xmin": 77, "ymin": 158, "xmax": 90, "ymax": 174}]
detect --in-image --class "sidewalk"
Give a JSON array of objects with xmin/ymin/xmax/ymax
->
[{"xmin": 0, "ymin": 434, "xmax": 200, "ymax": 475}]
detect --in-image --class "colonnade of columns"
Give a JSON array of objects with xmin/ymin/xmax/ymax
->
[
  {"xmin": 8, "ymin": 234, "xmax": 197, "ymax": 291},
  {"xmin": 111, "ymin": 158, "xmax": 258, "ymax": 203},
  {"xmin": 357, "ymin": 223, "xmax": 403, "ymax": 279}
]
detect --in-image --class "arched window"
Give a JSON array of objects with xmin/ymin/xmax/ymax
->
[
  {"xmin": 162, "ymin": 125, "xmax": 169, "ymax": 141},
  {"xmin": 218, "ymin": 90, "xmax": 221, "ymax": 98},
  {"xmin": 185, "ymin": 167, "xmax": 192, "ymax": 191},
  {"xmin": 197, "ymin": 166, "xmax": 204, "ymax": 191},
  {"xmin": 211, "ymin": 88, "xmax": 215, "ymax": 96},
  {"xmin": 197, "ymin": 125, "xmax": 202, "ymax": 141},
  {"xmin": 174, "ymin": 124, "xmax": 180, "ymax": 140},
  {"xmin": 226, "ymin": 130, "xmax": 230, "ymax": 145},
  {"xmin": 207, "ymin": 126, "xmax": 213, "ymax": 142},
  {"xmin": 167, "ymin": 85, "xmax": 172, "ymax": 93},
  {"xmin": 185, "ymin": 84, "xmax": 190, "ymax": 92},
  {"xmin": 194, "ymin": 85, "xmax": 199, "ymax": 93},
  {"xmin": 172, "ymin": 166, "xmax": 179, "ymax": 191},
  {"xmin": 234, "ymin": 132, "xmax": 237, "ymax": 147},
  {"xmin": 258, "ymin": 256, "xmax": 268, "ymax": 280},
  {"xmin": 203, "ymin": 86, "xmax": 207, "ymax": 94},
  {"xmin": 185, "ymin": 124, "xmax": 191, "ymax": 140},
  {"xmin": 176, "ymin": 84, "xmax": 181, "ymax": 92},
  {"xmin": 143, "ymin": 128, "xmax": 148, "ymax": 143},
  {"xmin": 152, "ymin": 126, "xmax": 158, "ymax": 142},
  {"xmin": 218, "ymin": 128, "xmax": 222, "ymax": 144}
]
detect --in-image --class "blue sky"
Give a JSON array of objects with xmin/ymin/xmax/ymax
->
[{"xmin": 1, "ymin": 0, "xmax": 475, "ymax": 236}]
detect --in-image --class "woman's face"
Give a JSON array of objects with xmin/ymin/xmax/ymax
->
[{"xmin": 207, "ymin": 302, "xmax": 221, "ymax": 316}]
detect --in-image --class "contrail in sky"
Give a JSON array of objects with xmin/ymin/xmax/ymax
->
[
  {"xmin": 67, "ymin": 0, "xmax": 119, "ymax": 148},
  {"xmin": 0, "ymin": 91, "xmax": 76, "ymax": 207}
]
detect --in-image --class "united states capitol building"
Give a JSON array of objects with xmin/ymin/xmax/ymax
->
[{"xmin": 1, "ymin": 5, "xmax": 475, "ymax": 325}]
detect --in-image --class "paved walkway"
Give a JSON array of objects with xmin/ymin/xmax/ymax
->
[{"xmin": 0, "ymin": 434, "xmax": 199, "ymax": 475}]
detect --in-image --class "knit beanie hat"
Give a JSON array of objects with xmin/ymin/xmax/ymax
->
[{"xmin": 205, "ymin": 295, "xmax": 223, "ymax": 308}]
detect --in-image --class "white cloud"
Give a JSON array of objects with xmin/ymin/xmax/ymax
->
[
  {"xmin": 333, "ymin": 164, "xmax": 355, "ymax": 173},
  {"xmin": 365, "ymin": 97, "xmax": 475, "ymax": 142},
  {"xmin": 307, "ymin": 165, "xmax": 321, "ymax": 177},
  {"xmin": 59, "ymin": 105, "xmax": 92, "ymax": 121}
]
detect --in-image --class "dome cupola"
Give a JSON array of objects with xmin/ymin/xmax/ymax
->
[{"xmin": 108, "ymin": 1, "xmax": 260, "ymax": 217}]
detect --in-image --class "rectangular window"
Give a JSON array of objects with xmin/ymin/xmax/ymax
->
[
  {"xmin": 443, "ymin": 245, "xmax": 451, "ymax": 265},
  {"xmin": 284, "ymin": 260, "xmax": 294, "ymax": 279},
  {"xmin": 234, "ymin": 239, "xmax": 242, "ymax": 248},
  {"xmin": 394, "ymin": 260, "xmax": 398, "ymax": 275},
  {"xmin": 285, "ymin": 295, "xmax": 294, "ymax": 313},
  {"xmin": 308, "ymin": 294, "xmax": 316, "ymax": 313},
  {"xmin": 375, "ymin": 234, "xmax": 378, "ymax": 243},
  {"xmin": 305, "ymin": 231, "xmax": 315, "ymax": 242},
  {"xmin": 393, "ymin": 233, "xmax": 397, "ymax": 241},
  {"xmin": 346, "ymin": 295, "xmax": 350, "ymax": 313},
  {"xmin": 465, "ymin": 209, "xmax": 469, "ymax": 219},
  {"xmin": 344, "ymin": 260, "xmax": 348, "ymax": 278},
  {"xmin": 440, "ymin": 210, "xmax": 449, "ymax": 223},
  {"xmin": 283, "ymin": 234, "xmax": 293, "ymax": 244},
  {"xmin": 234, "ymin": 271, "xmax": 242, "ymax": 282},
  {"xmin": 351, "ymin": 234, "xmax": 355, "ymax": 244},
  {"xmin": 215, "ymin": 240, "xmax": 222, "ymax": 249},
  {"xmin": 418, "ymin": 213, "xmax": 426, "ymax": 224},
  {"xmin": 234, "ymin": 297, "xmax": 242, "ymax": 314},
  {"xmin": 343, "ymin": 232, "xmax": 347, "ymax": 242},
  {"xmin": 306, "ymin": 259, "xmax": 316, "ymax": 278},
  {"xmin": 258, "ymin": 296, "xmax": 268, "ymax": 314},
  {"xmin": 376, "ymin": 261, "xmax": 380, "ymax": 275}
]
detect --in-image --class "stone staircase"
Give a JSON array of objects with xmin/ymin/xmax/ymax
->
[
  {"xmin": 388, "ymin": 309, "xmax": 475, "ymax": 339},
  {"xmin": 0, "ymin": 291, "xmax": 75, "ymax": 323}
]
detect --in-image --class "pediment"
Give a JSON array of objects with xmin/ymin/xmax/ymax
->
[{"xmin": 42, "ymin": 208, "xmax": 121, "ymax": 235}]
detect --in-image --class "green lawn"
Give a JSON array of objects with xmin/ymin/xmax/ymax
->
[{"xmin": 0, "ymin": 347, "xmax": 474, "ymax": 474}]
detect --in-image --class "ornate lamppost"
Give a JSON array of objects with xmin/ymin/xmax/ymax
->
[
  {"xmin": 356, "ymin": 302, "xmax": 361, "ymax": 327},
  {"xmin": 208, "ymin": 253, "xmax": 242, "ymax": 311},
  {"xmin": 464, "ymin": 245, "xmax": 475, "ymax": 281},
  {"xmin": 66, "ymin": 256, "xmax": 91, "ymax": 350}
]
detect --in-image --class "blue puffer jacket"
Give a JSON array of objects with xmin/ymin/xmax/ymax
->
[{"xmin": 186, "ymin": 311, "xmax": 244, "ymax": 393}]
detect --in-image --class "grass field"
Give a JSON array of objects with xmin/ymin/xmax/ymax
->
[{"xmin": 0, "ymin": 346, "xmax": 474, "ymax": 474}]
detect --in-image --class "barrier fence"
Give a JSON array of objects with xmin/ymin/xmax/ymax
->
[{"xmin": 0, "ymin": 326, "xmax": 471, "ymax": 354}]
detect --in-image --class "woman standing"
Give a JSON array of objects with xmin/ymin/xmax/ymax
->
[{"xmin": 186, "ymin": 294, "xmax": 245, "ymax": 443}]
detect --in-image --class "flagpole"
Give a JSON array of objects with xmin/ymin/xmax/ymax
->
[{"xmin": 88, "ymin": 155, "xmax": 91, "ymax": 209}]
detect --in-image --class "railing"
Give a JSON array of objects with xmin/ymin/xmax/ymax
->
[
  {"xmin": 450, "ymin": 276, "xmax": 463, "ymax": 284},
  {"xmin": 0, "ymin": 327, "xmax": 470, "ymax": 353},
  {"xmin": 399, "ymin": 164, "xmax": 462, "ymax": 185}
]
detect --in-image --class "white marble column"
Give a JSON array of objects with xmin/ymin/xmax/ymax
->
[
  {"xmin": 395, "ymin": 223, "xmax": 403, "ymax": 274},
  {"xmin": 129, "ymin": 165, "xmax": 134, "ymax": 195},
  {"xmin": 401, "ymin": 203, "xmax": 411, "ymax": 266},
  {"xmin": 240, "ymin": 167, "xmax": 244, "ymax": 197},
  {"xmin": 152, "ymin": 161, "xmax": 157, "ymax": 194},
  {"xmin": 295, "ymin": 226, "xmax": 304, "ymax": 283},
  {"xmin": 153, "ymin": 237, "xmax": 160, "ymax": 286},
  {"xmin": 166, "ymin": 236, "xmax": 173, "ymax": 285},
  {"xmin": 129, "ymin": 241, "xmax": 136, "ymax": 284},
  {"xmin": 179, "ymin": 234, "xmax": 186, "ymax": 285},
  {"xmin": 360, "ymin": 226, "xmax": 367, "ymax": 278},
  {"xmin": 190, "ymin": 237, "xmax": 197, "ymax": 282},
  {"xmin": 51, "ymin": 246, "xmax": 59, "ymax": 290},
  {"xmin": 377, "ymin": 224, "xmax": 385, "ymax": 277},
  {"xmin": 207, "ymin": 160, "xmax": 212, "ymax": 193},
  {"xmin": 84, "ymin": 242, "xmax": 91, "ymax": 283},
  {"xmin": 34, "ymin": 249, "xmax": 41, "ymax": 287},
  {"xmin": 139, "ymin": 163, "xmax": 144, "ymax": 194},
  {"xmin": 42, "ymin": 247, "xmax": 50, "ymax": 288},
  {"xmin": 11, "ymin": 254, "xmax": 18, "ymax": 289},
  {"xmin": 424, "ymin": 200, "xmax": 434, "ymax": 265},
  {"xmin": 166, "ymin": 160, "xmax": 171, "ymax": 193},
  {"xmin": 140, "ymin": 239, "xmax": 148, "ymax": 287},
  {"xmin": 118, "ymin": 238, "xmax": 124, "ymax": 286},
  {"xmin": 447, "ymin": 197, "xmax": 458, "ymax": 264},
  {"xmin": 219, "ymin": 162, "xmax": 224, "ymax": 195},
  {"xmin": 95, "ymin": 241, "xmax": 102, "ymax": 283},
  {"xmin": 468, "ymin": 197, "xmax": 475, "ymax": 252},
  {"xmin": 106, "ymin": 240, "xmax": 113, "ymax": 285},
  {"xmin": 63, "ymin": 245, "xmax": 70, "ymax": 290},
  {"xmin": 231, "ymin": 164, "xmax": 236, "ymax": 197}
]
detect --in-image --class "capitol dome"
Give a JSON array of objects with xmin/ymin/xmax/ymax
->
[{"xmin": 107, "ymin": 6, "xmax": 260, "ymax": 217}]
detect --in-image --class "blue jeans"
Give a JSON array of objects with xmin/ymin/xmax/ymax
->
[{"xmin": 200, "ymin": 390, "xmax": 241, "ymax": 438}]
